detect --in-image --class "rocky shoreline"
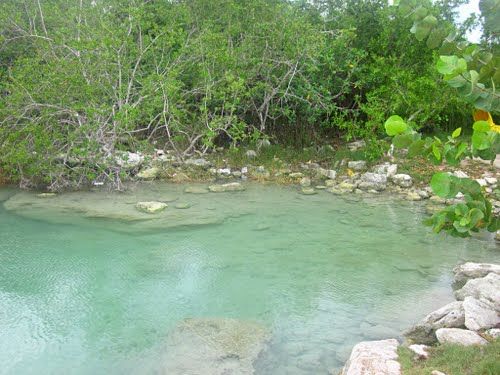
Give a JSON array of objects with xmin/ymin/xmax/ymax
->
[{"xmin": 340, "ymin": 262, "xmax": 500, "ymax": 375}]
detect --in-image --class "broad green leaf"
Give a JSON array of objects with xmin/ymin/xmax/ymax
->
[
  {"xmin": 472, "ymin": 120, "xmax": 490, "ymax": 132},
  {"xmin": 431, "ymin": 172, "xmax": 453, "ymax": 197},
  {"xmin": 408, "ymin": 139, "xmax": 426, "ymax": 157},
  {"xmin": 384, "ymin": 115, "xmax": 408, "ymax": 136},
  {"xmin": 393, "ymin": 133, "xmax": 414, "ymax": 148},
  {"xmin": 451, "ymin": 127, "xmax": 462, "ymax": 138},
  {"xmin": 432, "ymin": 144, "xmax": 441, "ymax": 160},
  {"xmin": 472, "ymin": 131, "xmax": 491, "ymax": 150},
  {"xmin": 468, "ymin": 208, "xmax": 484, "ymax": 228},
  {"xmin": 436, "ymin": 56, "xmax": 467, "ymax": 76}
]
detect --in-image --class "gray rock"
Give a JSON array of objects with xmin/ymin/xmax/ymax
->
[
  {"xmin": 455, "ymin": 272, "xmax": 500, "ymax": 311},
  {"xmin": 289, "ymin": 172, "xmax": 304, "ymax": 178},
  {"xmin": 463, "ymin": 296, "xmax": 500, "ymax": 331},
  {"xmin": 300, "ymin": 177, "xmax": 311, "ymax": 187},
  {"xmin": 372, "ymin": 163, "xmax": 398, "ymax": 177},
  {"xmin": 184, "ymin": 158, "xmax": 211, "ymax": 168},
  {"xmin": 162, "ymin": 318, "xmax": 269, "ymax": 375},
  {"xmin": 115, "ymin": 151, "xmax": 143, "ymax": 169},
  {"xmin": 404, "ymin": 301, "xmax": 465, "ymax": 344},
  {"xmin": 217, "ymin": 168, "xmax": 231, "ymax": 176},
  {"xmin": 347, "ymin": 140, "xmax": 366, "ymax": 151},
  {"xmin": 453, "ymin": 262, "xmax": 500, "ymax": 289},
  {"xmin": 408, "ymin": 344, "xmax": 430, "ymax": 359},
  {"xmin": 453, "ymin": 170, "xmax": 469, "ymax": 178},
  {"xmin": 406, "ymin": 192, "xmax": 422, "ymax": 201},
  {"xmin": 348, "ymin": 160, "xmax": 367, "ymax": 171},
  {"xmin": 392, "ymin": 174, "xmax": 413, "ymax": 188},
  {"xmin": 135, "ymin": 201, "xmax": 168, "ymax": 214},
  {"xmin": 435, "ymin": 328, "xmax": 488, "ymax": 346},
  {"xmin": 245, "ymin": 150, "xmax": 257, "ymax": 158},
  {"xmin": 341, "ymin": 339, "xmax": 400, "ymax": 375},
  {"xmin": 318, "ymin": 168, "xmax": 337, "ymax": 179},
  {"xmin": 208, "ymin": 182, "xmax": 246, "ymax": 193},
  {"xmin": 358, "ymin": 173, "xmax": 387, "ymax": 191},
  {"xmin": 137, "ymin": 167, "xmax": 160, "ymax": 180}
]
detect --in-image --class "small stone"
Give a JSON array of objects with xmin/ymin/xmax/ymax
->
[
  {"xmin": 485, "ymin": 328, "xmax": 500, "ymax": 338},
  {"xmin": 135, "ymin": 201, "xmax": 168, "ymax": 214},
  {"xmin": 453, "ymin": 170, "xmax": 469, "ymax": 178},
  {"xmin": 245, "ymin": 150, "xmax": 257, "ymax": 158},
  {"xmin": 431, "ymin": 371, "xmax": 447, "ymax": 375},
  {"xmin": 347, "ymin": 140, "xmax": 365, "ymax": 151},
  {"xmin": 300, "ymin": 177, "xmax": 311, "ymax": 187},
  {"xmin": 217, "ymin": 168, "xmax": 231, "ymax": 176},
  {"xmin": 348, "ymin": 160, "xmax": 367, "ymax": 171},
  {"xmin": 408, "ymin": 344, "xmax": 430, "ymax": 360},
  {"xmin": 256, "ymin": 166, "xmax": 266, "ymax": 173},
  {"xmin": 475, "ymin": 179, "xmax": 488, "ymax": 187},
  {"xmin": 315, "ymin": 185, "xmax": 327, "ymax": 190},
  {"xmin": 358, "ymin": 173, "xmax": 387, "ymax": 191},
  {"xmin": 184, "ymin": 158, "xmax": 211, "ymax": 168},
  {"xmin": 241, "ymin": 167, "xmax": 248, "ymax": 174},
  {"xmin": 485, "ymin": 177, "xmax": 497, "ymax": 185},
  {"xmin": 325, "ymin": 180, "xmax": 336, "ymax": 187},
  {"xmin": 326, "ymin": 170, "xmax": 337, "ymax": 179},
  {"xmin": 435, "ymin": 328, "xmax": 488, "ymax": 346},
  {"xmin": 417, "ymin": 190, "xmax": 430, "ymax": 199},
  {"xmin": 289, "ymin": 172, "xmax": 304, "ymax": 178},
  {"xmin": 392, "ymin": 174, "xmax": 413, "ymax": 188},
  {"xmin": 232, "ymin": 171, "xmax": 242, "ymax": 178}
]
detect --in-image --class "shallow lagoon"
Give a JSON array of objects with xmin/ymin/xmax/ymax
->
[{"xmin": 0, "ymin": 183, "xmax": 498, "ymax": 374}]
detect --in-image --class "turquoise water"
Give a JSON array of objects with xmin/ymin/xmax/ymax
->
[{"xmin": 0, "ymin": 184, "xmax": 498, "ymax": 374}]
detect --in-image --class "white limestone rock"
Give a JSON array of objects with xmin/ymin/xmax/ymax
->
[
  {"xmin": 435, "ymin": 328, "xmax": 488, "ymax": 346},
  {"xmin": 341, "ymin": 339, "xmax": 401, "ymax": 375},
  {"xmin": 463, "ymin": 296, "xmax": 500, "ymax": 331},
  {"xmin": 452, "ymin": 262, "xmax": 500, "ymax": 289},
  {"xmin": 135, "ymin": 201, "xmax": 168, "ymax": 214}
]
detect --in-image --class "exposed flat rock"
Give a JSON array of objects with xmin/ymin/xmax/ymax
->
[
  {"xmin": 463, "ymin": 296, "xmax": 500, "ymax": 331},
  {"xmin": 404, "ymin": 301, "xmax": 465, "ymax": 345},
  {"xmin": 435, "ymin": 328, "xmax": 488, "ymax": 346},
  {"xmin": 209, "ymin": 182, "xmax": 246, "ymax": 192},
  {"xmin": 184, "ymin": 186, "xmax": 209, "ymax": 194},
  {"xmin": 452, "ymin": 262, "xmax": 500, "ymax": 289},
  {"xmin": 341, "ymin": 339, "xmax": 400, "ymax": 375},
  {"xmin": 162, "ymin": 318, "xmax": 269, "ymax": 375}
]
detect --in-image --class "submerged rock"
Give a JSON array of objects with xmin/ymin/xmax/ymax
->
[
  {"xmin": 135, "ymin": 201, "xmax": 168, "ymax": 213},
  {"xmin": 300, "ymin": 177, "xmax": 311, "ymax": 187},
  {"xmin": 435, "ymin": 328, "xmax": 488, "ymax": 346},
  {"xmin": 299, "ymin": 187, "xmax": 317, "ymax": 195},
  {"xmin": 174, "ymin": 203, "xmax": 191, "ymax": 209},
  {"xmin": 162, "ymin": 318, "xmax": 269, "ymax": 375},
  {"xmin": 341, "ymin": 339, "xmax": 400, "ymax": 375},
  {"xmin": 208, "ymin": 182, "xmax": 245, "ymax": 192},
  {"xmin": 37, "ymin": 193, "xmax": 57, "ymax": 198},
  {"xmin": 184, "ymin": 186, "xmax": 209, "ymax": 194},
  {"xmin": 404, "ymin": 301, "xmax": 465, "ymax": 345}
]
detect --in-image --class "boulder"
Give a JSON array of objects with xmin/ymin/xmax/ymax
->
[
  {"xmin": 162, "ymin": 318, "xmax": 269, "ymax": 375},
  {"xmin": 463, "ymin": 296, "xmax": 500, "ymax": 331},
  {"xmin": 137, "ymin": 167, "xmax": 160, "ymax": 180},
  {"xmin": 208, "ymin": 182, "xmax": 245, "ymax": 193},
  {"xmin": 404, "ymin": 301, "xmax": 465, "ymax": 344},
  {"xmin": 392, "ymin": 174, "xmax": 413, "ymax": 188},
  {"xmin": 135, "ymin": 201, "xmax": 168, "ymax": 214},
  {"xmin": 435, "ymin": 328, "xmax": 488, "ymax": 346},
  {"xmin": 454, "ymin": 273, "xmax": 500, "ymax": 311},
  {"xmin": 452, "ymin": 262, "xmax": 500, "ymax": 289},
  {"xmin": 341, "ymin": 339, "xmax": 400, "ymax": 375},
  {"xmin": 358, "ymin": 173, "xmax": 387, "ymax": 191},
  {"xmin": 348, "ymin": 160, "xmax": 367, "ymax": 171}
]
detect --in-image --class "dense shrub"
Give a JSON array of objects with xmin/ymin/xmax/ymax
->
[{"xmin": 0, "ymin": 0, "xmax": 472, "ymax": 188}]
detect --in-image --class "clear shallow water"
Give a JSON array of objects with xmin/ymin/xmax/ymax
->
[{"xmin": 0, "ymin": 184, "xmax": 498, "ymax": 374}]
